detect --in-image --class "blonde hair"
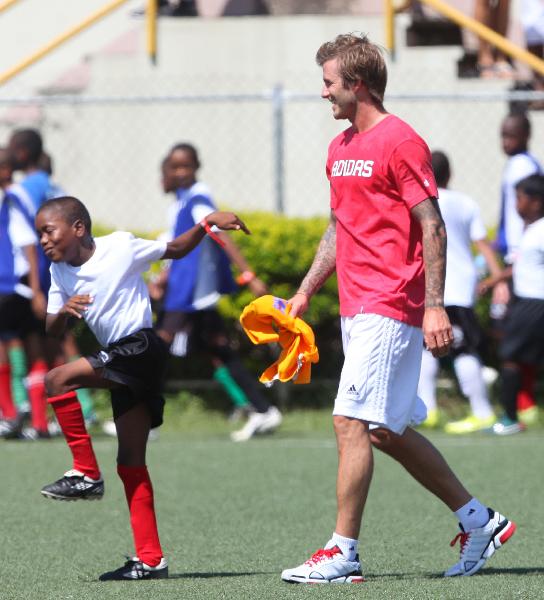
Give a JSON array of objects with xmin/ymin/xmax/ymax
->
[{"xmin": 316, "ymin": 33, "xmax": 387, "ymax": 105}]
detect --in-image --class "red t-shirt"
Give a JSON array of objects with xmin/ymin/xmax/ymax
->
[{"xmin": 327, "ymin": 114, "xmax": 437, "ymax": 326}]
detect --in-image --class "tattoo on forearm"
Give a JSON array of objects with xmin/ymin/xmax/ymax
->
[
  {"xmin": 411, "ymin": 198, "xmax": 446, "ymax": 308},
  {"xmin": 299, "ymin": 220, "xmax": 336, "ymax": 296}
]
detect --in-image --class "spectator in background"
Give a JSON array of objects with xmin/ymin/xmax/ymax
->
[
  {"xmin": 520, "ymin": 0, "xmax": 544, "ymax": 105},
  {"xmin": 482, "ymin": 174, "xmax": 544, "ymax": 434},
  {"xmin": 417, "ymin": 151, "xmax": 502, "ymax": 433},
  {"xmin": 9, "ymin": 134, "xmax": 99, "ymax": 431},
  {"xmin": 0, "ymin": 148, "xmax": 48, "ymax": 438},
  {"xmin": 154, "ymin": 144, "xmax": 282, "ymax": 442},
  {"xmin": 474, "ymin": 0, "xmax": 514, "ymax": 78},
  {"xmin": 494, "ymin": 112, "xmax": 542, "ymax": 424},
  {"xmin": 0, "ymin": 148, "xmax": 31, "ymax": 423}
]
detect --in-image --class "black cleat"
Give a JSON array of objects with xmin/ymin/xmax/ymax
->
[
  {"xmin": 0, "ymin": 416, "xmax": 24, "ymax": 439},
  {"xmin": 41, "ymin": 469, "xmax": 104, "ymax": 501},
  {"xmin": 10, "ymin": 427, "xmax": 51, "ymax": 441},
  {"xmin": 99, "ymin": 557, "xmax": 168, "ymax": 581}
]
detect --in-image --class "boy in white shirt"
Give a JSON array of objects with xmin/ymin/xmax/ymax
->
[
  {"xmin": 417, "ymin": 151, "xmax": 502, "ymax": 433},
  {"xmin": 35, "ymin": 195, "xmax": 248, "ymax": 580},
  {"xmin": 483, "ymin": 174, "xmax": 544, "ymax": 434}
]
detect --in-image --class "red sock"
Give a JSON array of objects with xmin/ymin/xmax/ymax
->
[
  {"xmin": 517, "ymin": 365, "xmax": 537, "ymax": 411},
  {"xmin": 0, "ymin": 364, "xmax": 17, "ymax": 420},
  {"xmin": 28, "ymin": 360, "xmax": 48, "ymax": 432},
  {"xmin": 48, "ymin": 392, "xmax": 100, "ymax": 479},
  {"xmin": 117, "ymin": 464, "xmax": 163, "ymax": 567}
]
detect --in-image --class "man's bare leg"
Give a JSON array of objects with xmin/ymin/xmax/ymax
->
[
  {"xmin": 370, "ymin": 426, "xmax": 470, "ymax": 510},
  {"xmin": 334, "ymin": 416, "xmax": 374, "ymax": 538}
]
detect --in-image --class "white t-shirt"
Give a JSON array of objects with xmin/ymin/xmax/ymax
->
[
  {"xmin": 513, "ymin": 217, "xmax": 544, "ymax": 300},
  {"xmin": 501, "ymin": 152, "xmax": 542, "ymax": 262},
  {"xmin": 47, "ymin": 232, "xmax": 166, "ymax": 346},
  {"xmin": 438, "ymin": 188, "xmax": 487, "ymax": 307}
]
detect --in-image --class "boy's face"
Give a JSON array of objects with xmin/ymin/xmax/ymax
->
[
  {"xmin": 35, "ymin": 208, "xmax": 81, "ymax": 263},
  {"xmin": 515, "ymin": 189, "xmax": 541, "ymax": 223},
  {"xmin": 501, "ymin": 117, "xmax": 528, "ymax": 156},
  {"xmin": 169, "ymin": 149, "xmax": 197, "ymax": 189}
]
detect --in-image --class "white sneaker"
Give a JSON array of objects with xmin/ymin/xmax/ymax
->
[
  {"xmin": 281, "ymin": 546, "xmax": 364, "ymax": 584},
  {"xmin": 102, "ymin": 419, "xmax": 117, "ymax": 437},
  {"xmin": 481, "ymin": 366, "xmax": 499, "ymax": 386},
  {"xmin": 444, "ymin": 509, "xmax": 516, "ymax": 577},
  {"xmin": 256, "ymin": 406, "xmax": 282, "ymax": 433},
  {"xmin": 230, "ymin": 406, "xmax": 282, "ymax": 442}
]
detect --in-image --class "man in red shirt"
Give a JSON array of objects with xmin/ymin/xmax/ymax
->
[{"xmin": 280, "ymin": 33, "xmax": 515, "ymax": 585}]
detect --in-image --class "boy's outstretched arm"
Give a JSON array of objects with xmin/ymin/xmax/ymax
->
[{"xmin": 163, "ymin": 211, "xmax": 250, "ymax": 260}]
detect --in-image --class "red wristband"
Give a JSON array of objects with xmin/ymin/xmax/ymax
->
[
  {"xmin": 236, "ymin": 270, "xmax": 256, "ymax": 285},
  {"xmin": 199, "ymin": 218, "xmax": 226, "ymax": 248}
]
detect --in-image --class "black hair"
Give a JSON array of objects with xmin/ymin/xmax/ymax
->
[
  {"xmin": 37, "ymin": 196, "xmax": 92, "ymax": 233},
  {"xmin": 10, "ymin": 129, "xmax": 43, "ymax": 163},
  {"xmin": 431, "ymin": 150, "xmax": 450, "ymax": 188},
  {"xmin": 169, "ymin": 142, "xmax": 200, "ymax": 169},
  {"xmin": 515, "ymin": 174, "xmax": 544, "ymax": 205},
  {"xmin": 506, "ymin": 111, "xmax": 531, "ymax": 137}
]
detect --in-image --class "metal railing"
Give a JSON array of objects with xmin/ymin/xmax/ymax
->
[
  {"xmin": 0, "ymin": 0, "xmax": 19, "ymax": 14},
  {"xmin": 384, "ymin": 0, "xmax": 544, "ymax": 76},
  {"xmin": 0, "ymin": 0, "xmax": 158, "ymax": 87}
]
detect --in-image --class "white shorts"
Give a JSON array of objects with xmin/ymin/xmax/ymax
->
[{"xmin": 333, "ymin": 313, "xmax": 427, "ymax": 434}]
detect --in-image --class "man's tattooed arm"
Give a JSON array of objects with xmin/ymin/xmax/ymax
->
[
  {"xmin": 411, "ymin": 198, "xmax": 447, "ymax": 308},
  {"xmin": 297, "ymin": 210, "xmax": 337, "ymax": 298}
]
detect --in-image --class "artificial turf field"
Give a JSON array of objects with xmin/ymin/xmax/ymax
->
[{"xmin": 1, "ymin": 410, "xmax": 543, "ymax": 600}]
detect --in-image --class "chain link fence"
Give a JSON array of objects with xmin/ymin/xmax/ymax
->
[{"xmin": 1, "ymin": 87, "xmax": 544, "ymax": 233}]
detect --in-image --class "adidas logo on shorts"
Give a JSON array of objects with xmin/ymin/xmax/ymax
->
[{"xmin": 347, "ymin": 385, "xmax": 358, "ymax": 395}]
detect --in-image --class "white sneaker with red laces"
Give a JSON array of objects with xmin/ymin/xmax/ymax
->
[
  {"xmin": 281, "ymin": 545, "xmax": 365, "ymax": 584},
  {"xmin": 445, "ymin": 508, "xmax": 516, "ymax": 577}
]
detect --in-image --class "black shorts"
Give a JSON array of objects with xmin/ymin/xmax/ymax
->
[
  {"xmin": 446, "ymin": 305, "xmax": 485, "ymax": 359},
  {"xmin": 0, "ymin": 293, "xmax": 43, "ymax": 341},
  {"xmin": 86, "ymin": 328, "xmax": 169, "ymax": 428},
  {"xmin": 499, "ymin": 297, "xmax": 544, "ymax": 365},
  {"xmin": 158, "ymin": 309, "xmax": 227, "ymax": 355}
]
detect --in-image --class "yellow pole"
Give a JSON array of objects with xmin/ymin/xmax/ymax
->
[
  {"xmin": 0, "ymin": 0, "xmax": 20, "ymax": 14},
  {"xmin": 146, "ymin": 0, "xmax": 157, "ymax": 65},
  {"xmin": 0, "ymin": 0, "xmax": 130, "ymax": 87},
  {"xmin": 384, "ymin": 0, "xmax": 396, "ymax": 61},
  {"xmin": 421, "ymin": 0, "xmax": 544, "ymax": 76}
]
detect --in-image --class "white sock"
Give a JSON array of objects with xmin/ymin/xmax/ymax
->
[
  {"xmin": 453, "ymin": 354, "xmax": 494, "ymax": 419},
  {"xmin": 325, "ymin": 532, "xmax": 358, "ymax": 561},
  {"xmin": 418, "ymin": 349, "xmax": 439, "ymax": 412},
  {"xmin": 455, "ymin": 498, "xmax": 490, "ymax": 531}
]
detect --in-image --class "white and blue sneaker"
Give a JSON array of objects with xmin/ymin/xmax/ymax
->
[
  {"xmin": 281, "ymin": 545, "xmax": 364, "ymax": 584},
  {"xmin": 445, "ymin": 508, "xmax": 516, "ymax": 577}
]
